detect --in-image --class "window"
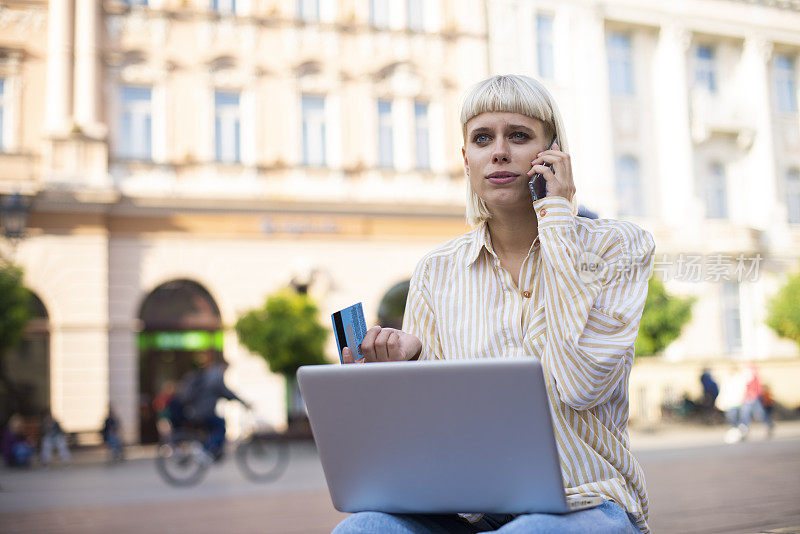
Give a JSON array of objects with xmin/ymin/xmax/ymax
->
[
  {"xmin": 694, "ymin": 45, "xmax": 717, "ymax": 93},
  {"xmin": 705, "ymin": 162, "xmax": 728, "ymax": 219},
  {"xmin": 607, "ymin": 33, "xmax": 634, "ymax": 96},
  {"xmin": 414, "ymin": 102, "xmax": 430, "ymax": 170},
  {"xmin": 123, "ymin": 0, "xmax": 148, "ymax": 5},
  {"xmin": 377, "ymin": 99, "xmax": 393, "ymax": 168},
  {"xmin": 370, "ymin": 0, "xmax": 390, "ymax": 29},
  {"xmin": 118, "ymin": 85, "xmax": 152, "ymax": 160},
  {"xmin": 407, "ymin": 0, "xmax": 424, "ymax": 31},
  {"xmin": 297, "ymin": 0, "xmax": 319, "ymax": 22},
  {"xmin": 212, "ymin": 0, "xmax": 236, "ymax": 15},
  {"xmin": 0, "ymin": 78, "xmax": 5, "ymax": 151},
  {"xmin": 302, "ymin": 95, "xmax": 326, "ymax": 166},
  {"xmin": 787, "ymin": 169, "xmax": 800, "ymax": 224},
  {"xmin": 615, "ymin": 155, "xmax": 644, "ymax": 217},
  {"xmin": 722, "ymin": 281, "xmax": 742, "ymax": 353},
  {"xmin": 775, "ymin": 54, "xmax": 798, "ymax": 113},
  {"xmin": 214, "ymin": 91, "xmax": 241, "ymax": 163},
  {"xmin": 536, "ymin": 14, "xmax": 554, "ymax": 80}
]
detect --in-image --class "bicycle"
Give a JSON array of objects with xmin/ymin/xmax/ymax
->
[{"xmin": 155, "ymin": 409, "xmax": 290, "ymax": 487}]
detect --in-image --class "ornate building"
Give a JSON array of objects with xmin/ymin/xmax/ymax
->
[
  {"xmin": 0, "ymin": 0, "xmax": 798, "ymax": 440},
  {"xmin": 0, "ymin": 0, "xmax": 486, "ymax": 441}
]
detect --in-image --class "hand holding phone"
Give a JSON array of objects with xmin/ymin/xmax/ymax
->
[{"xmin": 529, "ymin": 139, "xmax": 557, "ymax": 202}]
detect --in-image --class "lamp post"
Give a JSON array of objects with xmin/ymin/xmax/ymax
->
[{"xmin": 1, "ymin": 193, "xmax": 32, "ymax": 241}]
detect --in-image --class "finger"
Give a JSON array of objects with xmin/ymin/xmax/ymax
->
[
  {"xmin": 374, "ymin": 328, "xmax": 394, "ymax": 362},
  {"xmin": 360, "ymin": 326, "xmax": 382, "ymax": 362},
  {"xmin": 531, "ymin": 164, "xmax": 556, "ymax": 179},
  {"xmin": 342, "ymin": 346, "xmax": 355, "ymax": 364},
  {"xmin": 386, "ymin": 331, "xmax": 403, "ymax": 361}
]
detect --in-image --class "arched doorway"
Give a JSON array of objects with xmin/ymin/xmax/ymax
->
[
  {"xmin": 377, "ymin": 280, "xmax": 411, "ymax": 330},
  {"xmin": 137, "ymin": 279, "xmax": 222, "ymax": 443},
  {"xmin": 0, "ymin": 293, "xmax": 50, "ymax": 427}
]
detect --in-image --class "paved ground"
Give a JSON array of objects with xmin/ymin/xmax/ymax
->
[{"xmin": 0, "ymin": 422, "xmax": 798, "ymax": 534}]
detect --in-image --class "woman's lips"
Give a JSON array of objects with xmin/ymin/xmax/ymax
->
[{"xmin": 486, "ymin": 173, "xmax": 518, "ymax": 184}]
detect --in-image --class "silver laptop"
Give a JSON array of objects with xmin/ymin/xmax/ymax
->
[{"xmin": 297, "ymin": 357, "xmax": 602, "ymax": 515}]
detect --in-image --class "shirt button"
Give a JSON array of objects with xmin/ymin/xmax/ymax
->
[
  {"xmin": 522, "ymin": 291, "xmax": 532, "ymax": 298},
  {"xmin": 539, "ymin": 209, "xmax": 547, "ymax": 217}
]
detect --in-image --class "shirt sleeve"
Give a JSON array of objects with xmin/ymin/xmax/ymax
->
[
  {"xmin": 402, "ymin": 257, "xmax": 443, "ymax": 361},
  {"xmin": 535, "ymin": 197, "xmax": 655, "ymax": 411}
]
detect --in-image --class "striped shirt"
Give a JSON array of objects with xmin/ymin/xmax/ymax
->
[{"xmin": 402, "ymin": 197, "xmax": 655, "ymax": 533}]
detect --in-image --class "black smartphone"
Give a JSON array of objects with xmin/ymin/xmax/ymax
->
[{"xmin": 529, "ymin": 138, "xmax": 557, "ymax": 202}]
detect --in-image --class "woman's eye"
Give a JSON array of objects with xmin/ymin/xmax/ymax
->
[
  {"xmin": 510, "ymin": 132, "xmax": 530, "ymax": 141},
  {"xmin": 473, "ymin": 134, "xmax": 490, "ymax": 144}
]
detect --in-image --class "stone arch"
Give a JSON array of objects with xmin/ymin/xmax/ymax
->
[
  {"xmin": 136, "ymin": 279, "xmax": 223, "ymax": 443},
  {"xmin": 0, "ymin": 292, "xmax": 50, "ymax": 427}
]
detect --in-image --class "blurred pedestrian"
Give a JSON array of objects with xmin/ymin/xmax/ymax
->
[
  {"xmin": 739, "ymin": 365, "xmax": 774, "ymax": 440},
  {"xmin": 716, "ymin": 366, "xmax": 747, "ymax": 444},
  {"xmin": 152, "ymin": 380, "xmax": 176, "ymax": 439},
  {"xmin": 760, "ymin": 385, "xmax": 776, "ymax": 438},
  {"xmin": 40, "ymin": 411, "xmax": 71, "ymax": 467},
  {"xmin": 699, "ymin": 368, "xmax": 719, "ymax": 410},
  {"xmin": 179, "ymin": 351, "xmax": 250, "ymax": 460},
  {"xmin": 102, "ymin": 406, "xmax": 124, "ymax": 462},
  {"xmin": 2, "ymin": 414, "xmax": 35, "ymax": 467}
]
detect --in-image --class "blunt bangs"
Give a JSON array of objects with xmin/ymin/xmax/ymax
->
[{"xmin": 461, "ymin": 75, "xmax": 556, "ymax": 142}]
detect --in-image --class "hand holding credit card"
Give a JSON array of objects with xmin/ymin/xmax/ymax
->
[{"xmin": 332, "ymin": 302, "xmax": 368, "ymax": 363}]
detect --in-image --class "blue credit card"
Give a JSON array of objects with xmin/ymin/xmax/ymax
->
[{"xmin": 331, "ymin": 302, "xmax": 367, "ymax": 363}]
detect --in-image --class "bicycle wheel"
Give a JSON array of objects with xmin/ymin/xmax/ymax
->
[
  {"xmin": 235, "ymin": 434, "xmax": 289, "ymax": 482},
  {"xmin": 155, "ymin": 432, "xmax": 212, "ymax": 487}
]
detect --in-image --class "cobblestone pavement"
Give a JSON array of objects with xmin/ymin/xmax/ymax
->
[{"xmin": 1, "ymin": 424, "xmax": 799, "ymax": 534}]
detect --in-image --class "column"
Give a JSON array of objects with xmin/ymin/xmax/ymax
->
[
  {"xmin": 740, "ymin": 37, "xmax": 776, "ymax": 230},
  {"xmin": 652, "ymin": 24, "xmax": 697, "ymax": 226},
  {"xmin": 45, "ymin": 0, "xmax": 74, "ymax": 135},
  {"xmin": 74, "ymin": 0, "xmax": 104, "ymax": 138}
]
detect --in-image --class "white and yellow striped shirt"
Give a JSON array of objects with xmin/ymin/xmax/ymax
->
[{"xmin": 402, "ymin": 197, "xmax": 654, "ymax": 533}]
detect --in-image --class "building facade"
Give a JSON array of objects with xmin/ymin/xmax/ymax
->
[{"xmin": 0, "ymin": 0, "xmax": 798, "ymax": 440}]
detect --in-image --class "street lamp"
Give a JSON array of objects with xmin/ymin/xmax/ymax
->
[{"xmin": 1, "ymin": 193, "xmax": 32, "ymax": 240}]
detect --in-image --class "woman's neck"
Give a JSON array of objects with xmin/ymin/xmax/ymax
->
[{"xmin": 486, "ymin": 207, "xmax": 539, "ymax": 258}]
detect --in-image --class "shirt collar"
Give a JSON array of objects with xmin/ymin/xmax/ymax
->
[{"xmin": 464, "ymin": 221, "xmax": 540, "ymax": 269}]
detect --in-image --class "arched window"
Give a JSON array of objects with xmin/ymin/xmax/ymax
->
[
  {"xmin": 787, "ymin": 168, "xmax": 800, "ymax": 224},
  {"xmin": 615, "ymin": 155, "xmax": 644, "ymax": 217}
]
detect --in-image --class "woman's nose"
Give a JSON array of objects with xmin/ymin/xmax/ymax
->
[{"xmin": 491, "ymin": 140, "xmax": 510, "ymax": 163}]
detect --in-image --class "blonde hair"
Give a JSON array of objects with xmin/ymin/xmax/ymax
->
[{"xmin": 461, "ymin": 74, "xmax": 574, "ymax": 226}]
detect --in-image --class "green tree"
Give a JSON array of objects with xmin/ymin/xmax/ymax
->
[
  {"xmin": 766, "ymin": 271, "xmax": 800, "ymax": 352},
  {"xmin": 0, "ymin": 260, "xmax": 32, "ymax": 423},
  {"xmin": 635, "ymin": 277, "xmax": 694, "ymax": 357},
  {"xmin": 0, "ymin": 260, "xmax": 31, "ymax": 358},
  {"xmin": 234, "ymin": 289, "xmax": 328, "ymax": 427}
]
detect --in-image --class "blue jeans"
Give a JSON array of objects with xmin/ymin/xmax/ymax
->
[
  {"xmin": 332, "ymin": 500, "xmax": 640, "ymax": 533},
  {"xmin": 740, "ymin": 399, "xmax": 773, "ymax": 429}
]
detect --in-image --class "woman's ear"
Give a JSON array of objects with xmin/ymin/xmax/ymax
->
[{"xmin": 462, "ymin": 146, "xmax": 469, "ymax": 176}]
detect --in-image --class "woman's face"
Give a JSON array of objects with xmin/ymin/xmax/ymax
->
[{"xmin": 462, "ymin": 112, "xmax": 552, "ymax": 214}]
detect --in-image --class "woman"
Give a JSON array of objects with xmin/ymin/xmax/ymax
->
[{"xmin": 336, "ymin": 74, "xmax": 653, "ymax": 533}]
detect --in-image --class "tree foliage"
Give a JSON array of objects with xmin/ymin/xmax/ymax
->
[
  {"xmin": 635, "ymin": 277, "xmax": 694, "ymax": 357},
  {"xmin": 234, "ymin": 289, "xmax": 328, "ymax": 378},
  {"xmin": 0, "ymin": 261, "xmax": 31, "ymax": 357},
  {"xmin": 766, "ymin": 271, "xmax": 800, "ymax": 351}
]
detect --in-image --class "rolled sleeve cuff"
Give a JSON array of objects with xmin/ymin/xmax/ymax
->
[{"xmin": 534, "ymin": 197, "xmax": 574, "ymax": 229}]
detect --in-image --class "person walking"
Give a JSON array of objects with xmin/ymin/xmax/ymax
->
[
  {"xmin": 716, "ymin": 366, "xmax": 747, "ymax": 443},
  {"xmin": 739, "ymin": 365, "xmax": 775, "ymax": 439},
  {"xmin": 40, "ymin": 411, "xmax": 71, "ymax": 467},
  {"xmin": 102, "ymin": 407, "xmax": 124, "ymax": 462}
]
